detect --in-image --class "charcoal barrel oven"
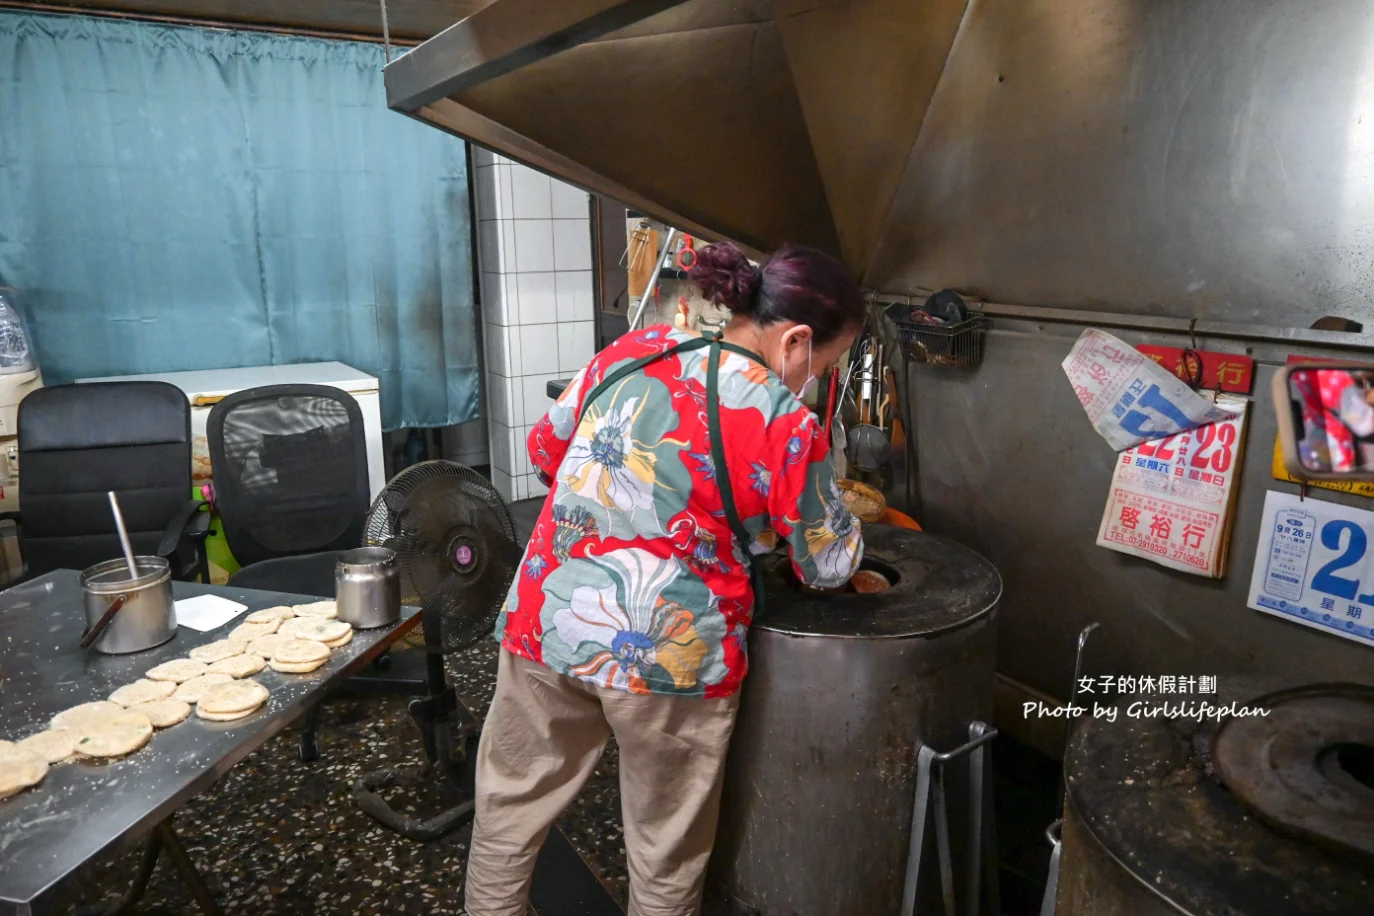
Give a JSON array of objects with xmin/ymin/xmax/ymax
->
[
  {"xmin": 706, "ymin": 526, "xmax": 1002, "ymax": 915},
  {"xmin": 1058, "ymin": 676, "xmax": 1374, "ymax": 916}
]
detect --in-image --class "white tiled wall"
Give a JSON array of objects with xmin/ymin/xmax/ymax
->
[{"xmin": 474, "ymin": 147, "xmax": 597, "ymax": 503}]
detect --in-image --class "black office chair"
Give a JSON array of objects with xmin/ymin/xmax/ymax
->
[
  {"xmin": 226, "ymin": 550, "xmax": 344, "ymax": 598},
  {"xmin": 206, "ymin": 383, "xmax": 369, "ymax": 566},
  {"xmin": 211, "ymin": 385, "xmax": 410, "ymax": 760},
  {"xmin": 1, "ymin": 381, "xmax": 209, "ymax": 583}
]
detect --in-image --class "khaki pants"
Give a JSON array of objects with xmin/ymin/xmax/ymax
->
[{"xmin": 464, "ymin": 650, "xmax": 739, "ymax": 916}]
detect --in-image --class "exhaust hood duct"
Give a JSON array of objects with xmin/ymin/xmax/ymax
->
[
  {"xmin": 384, "ymin": 0, "xmax": 972, "ymax": 272},
  {"xmin": 386, "ymin": 0, "xmax": 1374, "ymax": 321}
]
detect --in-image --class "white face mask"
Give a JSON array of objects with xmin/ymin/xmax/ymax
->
[{"xmin": 782, "ymin": 337, "xmax": 816, "ymax": 399}]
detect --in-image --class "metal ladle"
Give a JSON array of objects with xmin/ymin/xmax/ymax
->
[{"xmin": 848, "ymin": 342, "xmax": 891, "ymax": 471}]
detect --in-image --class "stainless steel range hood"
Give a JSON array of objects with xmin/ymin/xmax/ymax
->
[
  {"xmin": 384, "ymin": 0, "xmax": 969, "ymax": 277},
  {"xmin": 387, "ymin": 0, "xmax": 1374, "ymax": 322}
]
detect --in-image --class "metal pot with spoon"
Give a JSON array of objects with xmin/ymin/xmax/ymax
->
[{"xmin": 80, "ymin": 491, "xmax": 177, "ymax": 654}]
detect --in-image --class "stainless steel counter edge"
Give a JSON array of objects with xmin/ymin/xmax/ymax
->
[{"xmin": 0, "ymin": 595, "xmax": 421, "ymax": 913}]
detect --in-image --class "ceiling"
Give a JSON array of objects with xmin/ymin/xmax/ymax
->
[{"xmin": 16, "ymin": 0, "xmax": 492, "ymax": 41}]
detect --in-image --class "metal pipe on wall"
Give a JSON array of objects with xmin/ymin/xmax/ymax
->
[
  {"xmin": 628, "ymin": 227, "xmax": 676, "ymax": 330},
  {"xmin": 868, "ymin": 290, "xmax": 1373, "ymax": 353}
]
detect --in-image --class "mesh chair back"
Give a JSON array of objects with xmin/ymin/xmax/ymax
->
[
  {"xmin": 225, "ymin": 550, "xmax": 343, "ymax": 598},
  {"xmin": 18, "ymin": 381, "xmax": 192, "ymax": 577},
  {"xmin": 207, "ymin": 384, "xmax": 369, "ymax": 566}
]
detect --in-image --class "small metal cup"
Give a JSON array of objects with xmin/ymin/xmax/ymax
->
[{"xmin": 335, "ymin": 547, "xmax": 402, "ymax": 629}]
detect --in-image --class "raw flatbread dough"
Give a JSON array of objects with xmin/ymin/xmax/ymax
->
[
  {"xmin": 52, "ymin": 700, "xmax": 123, "ymax": 731},
  {"xmin": 247, "ymin": 633, "xmax": 292, "ymax": 658},
  {"xmin": 321, "ymin": 628, "xmax": 353, "ymax": 649},
  {"xmin": 196, "ymin": 706, "xmax": 262, "ymax": 722},
  {"xmin": 146, "ymin": 659, "xmax": 209, "ymax": 683},
  {"xmin": 17, "ymin": 729, "xmax": 77, "ymax": 764},
  {"xmin": 271, "ymin": 638, "xmax": 330, "ymax": 665},
  {"xmin": 0, "ymin": 744, "xmax": 48, "ymax": 798},
  {"xmin": 269, "ymin": 638, "xmax": 331, "ymax": 673},
  {"xmin": 207, "ymin": 653, "xmax": 266, "ymax": 678},
  {"xmin": 109, "ymin": 679, "xmax": 176, "ymax": 706},
  {"xmin": 171, "ymin": 673, "xmax": 234, "ymax": 703},
  {"xmin": 281, "ymin": 618, "xmax": 350, "ymax": 644},
  {"xmin": 135, "ymin": 698, "xmax": 191, "ymax": 728},
  {"xmin": 198, "ymin": 679, "xmax": 269, "ymax": 716},
  {"xmin": 246, "ymin": 606, "xmax": 295, "ymax": 623},
  {"xmin": 269, "ymin": 656, "xmax": 328, "ymax": 674},
  {"xmin": 72, "ymin": 711, "xmax": 154, "ymax": 758},
  {"xmin": 291, "ymin": 600, "xmax": 337, "ymax": 619},
  {"xmin": 189, "ymin": 639, "xmax": 247, "ymax": 664},
  {"xmin": 229, "ymin": 620, "xmax": 279, "ymax": 643}
]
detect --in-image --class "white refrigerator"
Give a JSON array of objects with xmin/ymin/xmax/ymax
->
[{"xmin": 78, "ymin": 362, "xmax": 387, "ymax": 501}]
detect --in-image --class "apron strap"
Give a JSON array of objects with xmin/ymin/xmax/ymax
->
[
  {"xmin": 706, "ymin": 337, "xmax": 769, "ymax": 617},
  {"xmin": 577, "ymin": 337, "xmax": 710, "ymax": 424},
  {"xmin": 573, "ymin": 330, "xmax": 771, "ymax": 616}
]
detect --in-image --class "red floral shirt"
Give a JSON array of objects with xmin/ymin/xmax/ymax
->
[{"xmin": 495, "ymin": 326, "xmax": 863, "ymax": 698}]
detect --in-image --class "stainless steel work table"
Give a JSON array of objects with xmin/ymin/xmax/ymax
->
[{"xmin": 0, "ymin": 571, "xmax": 420, "ymax": 915}]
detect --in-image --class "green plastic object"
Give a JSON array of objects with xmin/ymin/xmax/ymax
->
[{"xmin": 194, "ymin": 487, "xmax": 240, "ymax": 584}]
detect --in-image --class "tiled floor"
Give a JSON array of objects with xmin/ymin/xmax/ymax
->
[{"xmin": 50, "ymin": 639, "xmax": 628, "ymax": 915}]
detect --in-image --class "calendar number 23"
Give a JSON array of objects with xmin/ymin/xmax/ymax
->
[{"xmin": 1136, "ymin": 421, "xmax": 1236, "ymax": 472}]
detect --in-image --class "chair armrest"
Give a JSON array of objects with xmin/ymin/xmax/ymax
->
[
  {"xmin": 157, "ymin": 500, "xmax": 209, "ymax": 558},
  {"xmin": 0, "ymin": 511, "xmax": 20, "ymax": 524}
]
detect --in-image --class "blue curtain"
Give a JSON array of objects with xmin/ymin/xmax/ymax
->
[{"xmin": 0, "ymin": 12, "xmax": 478, "ymax": 430}]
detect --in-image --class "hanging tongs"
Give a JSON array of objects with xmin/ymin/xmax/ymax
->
[{"xmin": 831, "ymin": 314, "xmax": 871, "ymax": 478}]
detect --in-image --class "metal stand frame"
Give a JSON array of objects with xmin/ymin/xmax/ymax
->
[
  {"xmin": 900, "ymin": 721, "xmax": 1000, "ymax": 916},
  {"xmin": 1038, "ymin": 623, "xmax": 1100, "ymax": 916},
  {"xmin": 1040, "ymin": 820, "xmax": 1063, "ymax": 916},
  {"xmin": 77, "ymin": 818, "xmax": 221, "ymax": 916},
  {"xmin": 352, "ymin": 650, "xmax": 481, "ymax": 840}
]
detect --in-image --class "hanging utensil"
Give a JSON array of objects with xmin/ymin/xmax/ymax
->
[
  {"xmin": 847, "ymin": 399, "xmax": 890, "ymax": 472},
  {"xmin": 831, "ymin": 314, "xmax": 874, "ymax": 480},
  {"xmin": 831, "ymin": 389, "xmax": 850, "ymax": 480},
  {"xmin": 885, "ymin": 367, "xmax": 902, "ymax": 440},
  {"xmin": 822, "ymin": 367, "xmax": 839, "ymax": 442},
  {"xmin": 832, "ymin": 351, "xmax": 863, "ymax": 480},
  {"xmin": 848, "ymin": 337, "xmax": 893, "ymax": 472}
]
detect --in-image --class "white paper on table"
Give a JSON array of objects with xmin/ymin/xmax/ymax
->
[
  {"xmin": 1062, "ymin": 329, "xmax": 1243, "ymax": 450},
  {"xmin": 1247, "ymin": 490, "xmax": 1374, "ymax": 648},
  {"xmin": 174, "ymin": 594, "xmax": 249, "ymax": 632}
]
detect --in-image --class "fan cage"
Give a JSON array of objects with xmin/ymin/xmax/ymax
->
[{"xmin": 363, "ymin": 461, "xmax": 520, "ymax": 655}]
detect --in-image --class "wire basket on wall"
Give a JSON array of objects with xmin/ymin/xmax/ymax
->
[{"xmin": 885, "ymin": 300, "xmax": 990, "ymax": 368}]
